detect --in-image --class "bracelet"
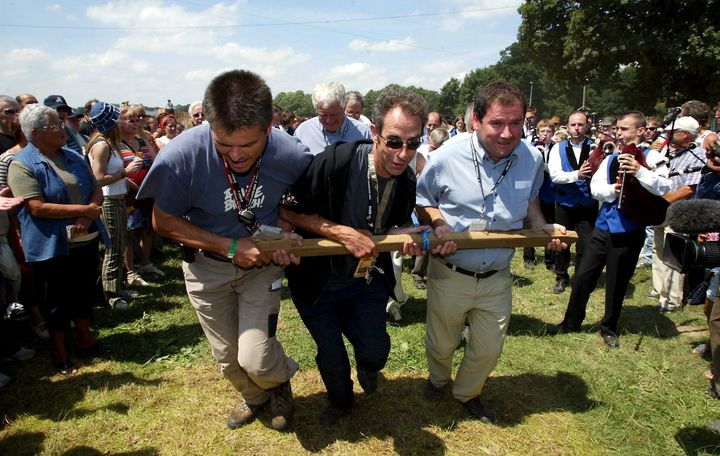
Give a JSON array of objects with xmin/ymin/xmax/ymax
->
[
  {"xmin": 227, "ymin": 238, "xmax": 238, "ymax": 259},
  {"xmin": 120, "ymin": 169, "xmax": 127, "ymax": 179}
]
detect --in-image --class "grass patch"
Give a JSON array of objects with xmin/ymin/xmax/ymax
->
[{"xmin": 1, "ymin": 247, "xmax": 719, "ymax": 455}]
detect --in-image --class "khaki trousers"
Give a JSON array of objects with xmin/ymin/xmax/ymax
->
[
  {"xmin": 652, "ymin": 226, "xmax": 684, "ymax": 308},
  {"xmin": 183, "ymin": 253, "xmax": 298, "ymax": 405},
  {"xmin": 425, "ymin": 256, "xmax": 512, "ymax": 402}
]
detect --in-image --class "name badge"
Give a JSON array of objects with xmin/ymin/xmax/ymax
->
[
  {"xmin": 470, "ymin": 219, "xmax": 487, "ymax": 231},
  {"xmin": 354, "ymin": 256, "xmax": 376, "ymax": 279}
]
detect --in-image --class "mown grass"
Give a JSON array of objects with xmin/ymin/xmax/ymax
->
[{"xmin": 1, "ymin": 246, "xmax": 719, "ymax": 455}]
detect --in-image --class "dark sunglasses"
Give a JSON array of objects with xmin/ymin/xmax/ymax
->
[
  {"xmin": 646, "ymin": 127, "xmax": 657, "ymax": 131},
  {"xmin": 379, "ymin": 134, "xmax": 422, "ymax": 150},
  {"xmin": 2, "ymin": 108, "xmax": 19, "ymax": 116},
  {"xmin": 192, "ymin": 112, "xmax": 204, "ymax": 118}
]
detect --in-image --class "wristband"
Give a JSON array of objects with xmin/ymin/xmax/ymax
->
[
  {"xmin": 120, "ymin": 169, "xmax": 127, "ymax": 178},
  {"xmin": 227, "ymin": 238, "xmax": 238, "ymax": 259},
  {"xmin": 421, "ymin": 229, "xmax": 431, "ymax": 253}
]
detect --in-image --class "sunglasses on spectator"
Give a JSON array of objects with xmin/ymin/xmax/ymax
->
[
  {"xmin": 124, "ymin": 117, "xmax": 140, "ymax": 123},
  {"xmin": 40, "ymin": 123, "xmax": 63, "ymax": 131},
  {"xmin": 378, "ymin": 134, "xmax": 422, "ymax": 150},
  {"xmin": 2, "ymin": 108, "xmax": 19, "ymax": 116},
  {"xmin": 192, "ymin": 112, "xmax": 204, "ymax": 118},
  {"xmin": 646, "ymin": 127, "xmax": 657, "ymax": 131}
]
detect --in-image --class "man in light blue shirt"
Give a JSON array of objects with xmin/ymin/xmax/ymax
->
[
  {"xmin": 294, "ymin": 82, "xmax": 370, "ymax": 155},
  {"xmin": 416, "ymin": 81, "xmax": 566, "ymax": 423}
]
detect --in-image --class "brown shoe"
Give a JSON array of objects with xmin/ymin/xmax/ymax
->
[
  {"xmin": 227, "ymin": 399, "xmax": 267, "ymax": 429},
  {"xmin": 269, "ymin": 381, "xmax": 293, "ymax": 431}
]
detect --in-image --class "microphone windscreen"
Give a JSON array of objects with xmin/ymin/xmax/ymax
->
[{"xmin": 667, "ymin": 199, "xmax": 720, "ymax": 233}]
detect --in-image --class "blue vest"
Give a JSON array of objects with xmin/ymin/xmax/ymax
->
[
  {"xmin": 554, "ymin": 139, "xmax": 593, "ymax": 207},
  {"xmin": 595, "ymin": 153, "xmax": 644, "ymax": 233},
  {"xmin": 14, "ymin": 143, "xmax": 108, "ymax": 262}
]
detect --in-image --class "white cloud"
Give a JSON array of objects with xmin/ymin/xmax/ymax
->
[
  {"xmin": 45, "ymin": 4, "xmax": 61, "ymax": 12},
  {"xmin": 441, "ymin": 0, "xmax": 519, "ymax": 31},
  {"xmin": 329, "ymin": 62, "xmax": 371, "ymax": 78},
  {"xmin": 348, "ymin": 36, "xmax": 417, "ymax": 53},
  {"xmin": 211, "ymin": 43, "xmax": 310, "ymax": 65},
  {"xmin": 86, "ymin": 0, "xmax": 244, "ymax": 28},
  {"xmin": 5, "ymin": 48, "xmax": 49, "ymax": 63},
  {"xmin": 184, "ymin": 69, "xmax": 219, "ymax": 82}
]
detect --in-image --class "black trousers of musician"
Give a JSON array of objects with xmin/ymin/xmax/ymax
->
[
  {"xmin": 523, "ymin": 199, "xmax": 557, "ymax": 266},
  {"xmin": 553, "ymin": 203, "xmax": 598, "ymax": 282},
  {"xmin": 561, "ymin": 227, "xmax": 645, "ymax": 336}
]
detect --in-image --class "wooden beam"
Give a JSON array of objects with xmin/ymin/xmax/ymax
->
[{"xmin": 257, "ymin": 229, "xmax": 578, "ymax": 257}]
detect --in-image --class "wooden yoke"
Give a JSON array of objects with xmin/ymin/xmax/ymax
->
[{"xmin": 257, "ymin": 229, "xmax": 578, "ymax": 257}]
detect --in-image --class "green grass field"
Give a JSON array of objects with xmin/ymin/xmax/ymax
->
[{"xmin": 1, "ymin": 247, "xmax": 719, "ymax": 455}]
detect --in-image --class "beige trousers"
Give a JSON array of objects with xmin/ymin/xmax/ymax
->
[
  {"xmin": 652, "ymin": 226, "xmax": 684, "ymax": 308},
  {"xmin": 183, "ymin": 253, "xmax": 298, "ymax": 405},
  {"xmin": 425, "ymin": 256, "xmax": 512, "ymax": 402}
]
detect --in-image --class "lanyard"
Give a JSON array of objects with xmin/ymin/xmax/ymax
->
[
  {"xmin": 219, "ymin": 155, "xmax": 262, "ymax": 216},
  {"xmin": 366, "ymin": 152, "xmax": 395, "ymax": 235},
  {"xmin": 470, "ymin": 137, "xmax": 514, "ymax": 214}
]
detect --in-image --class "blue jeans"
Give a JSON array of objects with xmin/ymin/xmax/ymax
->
[{"xmin": 294, "ymin": 277, "xmax": 391, "ymax": 409}]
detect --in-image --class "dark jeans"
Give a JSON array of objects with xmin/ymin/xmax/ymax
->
[
  {"xmin": 554, "ymin": 203, "xmax": 598, "ymax": 281},
  {"xmin": 293, "ymin": 277, "xmax": 391, "ymax": 409},
  {"xmin": 30, "ymin": 240, "xmax": 99, "ymax": 332},
  {"xmin": 562, "ymin": 228, "xmax": 645, "ymax": 335}
]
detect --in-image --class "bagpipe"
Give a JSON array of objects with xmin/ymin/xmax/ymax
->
[{"xmin": 608, "ymin": 143, "xmax": 669, "ymax": 226}]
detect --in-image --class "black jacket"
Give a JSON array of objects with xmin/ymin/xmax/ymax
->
[{"xmin": 283, "ymin": 140, "xmax": 416, "ymax": 304}]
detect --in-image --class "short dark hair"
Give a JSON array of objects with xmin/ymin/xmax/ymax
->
[
  {"xmin": 618, "ymin": 111, "xmax": 646, "ymax": 128},
  {"xmin": 473, "ymin": 81, "xmax": 527, "ymax": 123},
  {"xmin": 372, "ymin": 88, "xmax": 428, "ymax": 135},
  {"xmin": 203, "ymin": 70, "xmax": 272, "ymax": 132}
]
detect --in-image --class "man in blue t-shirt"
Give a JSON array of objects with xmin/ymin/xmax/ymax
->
[{"xmin": 137, "ymin": 70, "xmax": 313, "ymax": 432}]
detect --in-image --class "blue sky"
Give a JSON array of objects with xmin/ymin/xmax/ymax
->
[{"xmin": 1, "ymin": 1, "xmax": 523, "ymax": 108}]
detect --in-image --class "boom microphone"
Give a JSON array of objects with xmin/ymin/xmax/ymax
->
[{"xmin": 666, "ymin": 199, "xmax": 720, "ymax": 233}]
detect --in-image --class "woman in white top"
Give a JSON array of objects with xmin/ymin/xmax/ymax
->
[
  {"xmin": 87, "ymin": 102, "xmax": 143, "ymax": 310},
  {"xmin": 154, "ymin": 114, "xmax": 178, "ymax": 151}
]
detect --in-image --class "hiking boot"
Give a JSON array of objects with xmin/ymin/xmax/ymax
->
[
  {"xmin": 423, "ymin": 379, "xmax": 444, "ymax": 401},
  {"xmin": 319, "ymin": 402, "xmax": 351, "ymax": 425},
  {"xmin": 109, "ymin": 298, "xmax": 130, "ymax": 311},
  {"xmin": 138, "ymin": 263, "xmax": 166, "ymax": 277},
  {"xmin": 127, "ymin": 271, "xmax": 149, "ymax": 287},
  {"xmin": 227, "ymin": 399, "xmax": 267, "ymax": 429},
  {"xmin": 357, "ymin": 368, "xmax": 378, "ymax": 394},
  {"xmin": 269, "ymin": 381, "xmax": 293, "ymax": 431},
  {"xmin": 553, "ymin": 279, "xmax": 568, "ymax": 294}
]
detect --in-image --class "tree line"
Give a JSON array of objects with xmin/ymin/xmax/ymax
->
[{"xmin": 275, "ymin": 0, "xmax": 720, "ymax": 121}]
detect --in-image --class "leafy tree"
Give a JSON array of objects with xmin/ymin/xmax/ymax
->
[
  {"xmin": 274, "ymin": 91, "xmax": 314, "ymax": 117},
  {"xmin": 438, "ymin": 78, "xmax": 462, "ymax": 119}
]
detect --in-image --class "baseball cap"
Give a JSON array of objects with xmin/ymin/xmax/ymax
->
[
  {"xmin": 669, "ymin": 116, "xmax": 699, "ymax": 135},
  {"xmin": 89, "ymin": 102, "xmax": 120, "ymax": 133},
  {"xmin": 43, "ymin": 95, "xmax": 71, "ymax": 111}
]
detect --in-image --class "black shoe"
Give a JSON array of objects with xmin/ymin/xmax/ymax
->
[
  {"xmin": 553, "ymin": 279, "xmax": 568, "ymax": 294},
  {"xmin": 227, "ymin": 399, "xmax": 268, "ymax": 429},
  {"xmin": 546, "ymin": 322, "xmax": 580, "ymax": 336},
  {"xmin": 269, "ymin": 381, "xmax": 293, "ymax": 431},
  {"xmin": 357, "ymin": 369, "xmax": 378, "ymax": 394},
  {"xmin": 413, "ymin": 275, "xmax": 426, "ymax": 290},
  {"xmin": 524, "ymin": 259, "xmax": 535, "ymax": 270},
  {"xmin": 601, "ymin": 333, "xmax": 620, "ymax": 349},
  {"xmin": 462, "ymin": 397, "xmax": 496, "ymax": 424},
  {"xmin": 319, "ymin": 403, "xmax": 351, "ymax": 425},
  {"xmin": 423, "ymin": 379, "xmax": 444, "ymax": 401}
]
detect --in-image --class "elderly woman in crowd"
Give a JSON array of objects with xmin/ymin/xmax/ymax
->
[
  {"xmin": 8, "ymin": 104, "xmax": 109, "ymax": 375},
  {"xmin": 154, "ymin": 113, "xmax": 178, "ymax": 151},
  {"xmin": 87, "ymin": 102, "xmax": 143, "ymax": 310},
  {"xmin": 118, "ymin": 106, "xmax": 162, "ymax": 287}
]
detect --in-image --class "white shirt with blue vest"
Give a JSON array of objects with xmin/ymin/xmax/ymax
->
[
  {"xmin": 548, "ymin": 138, "xmax": 595, "ymax": 207},
  {"xmin": 590, "ymin": 148, "xmax": 671, "ymax": 233}
]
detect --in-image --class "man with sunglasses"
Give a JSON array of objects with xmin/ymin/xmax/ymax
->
[
  {"xmin": 137, "ymin": 70, "xmax": 313, "ymax": 432},
  {"xmin": 416, "ymin": 81, "xmax": 566, "ymax": 423},
  {"xmin": 280, "ymin": 88, "xmax": 428, "ymax": 424},
  {"xmin": 43, "ymin": 95, "xmax": 86, "ymax": 157},
  {"xmin": 0, "ymin": 96, "xmax": 21, "ymax": 152},
  {"xmin": 188, "ymin": 101, "xmax": 204, "ymax": 127}
]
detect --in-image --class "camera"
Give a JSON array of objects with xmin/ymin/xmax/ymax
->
[{"xmin": 664, "ymin": 199, "xmax": 720, "ymax": 273}]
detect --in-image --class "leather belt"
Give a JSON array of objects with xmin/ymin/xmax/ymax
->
[
  {"xmin": 203, "ymin": 251, "xmax": 233, "ymax": 263},
  {"xmin": 444, "ymin": 262, "xmax": 498, "ymax": 279}
]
